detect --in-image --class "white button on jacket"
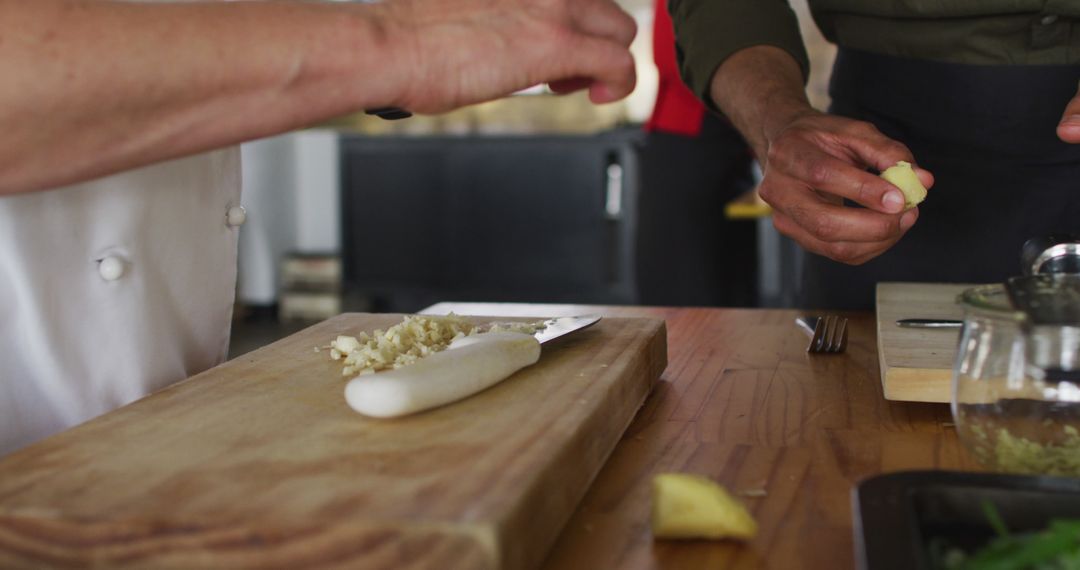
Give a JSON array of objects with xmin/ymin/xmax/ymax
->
[
  {"xmin": 226, "ymin": 205, "xmax": 247, "ymax": 228},
  {"xmin": 0, "ymin": 149, "xmax": 241, "ymax": 455},
  {"xmin": 98, "ymin": 256, "xmax": 126, "ymax": 282}
]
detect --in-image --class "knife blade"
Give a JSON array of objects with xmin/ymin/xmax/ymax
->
[
  {"xmin": 534, "ymin": 315, "xmax": 602, "ymax": 344},
  {"xmin": 895, "ymin": 318, "xmax": 963, "ymax": 328}
]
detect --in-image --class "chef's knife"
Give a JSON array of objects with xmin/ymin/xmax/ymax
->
[{"xmin": 346, "ymin": 315, "xmax": 601, "ymax": 418}]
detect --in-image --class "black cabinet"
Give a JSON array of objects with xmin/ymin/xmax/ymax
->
[{"xmin": 340, "ymin": 129, "xmax": 642, "ymax": 312}]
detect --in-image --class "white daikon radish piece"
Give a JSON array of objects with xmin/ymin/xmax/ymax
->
[{"xmin": 345, "ymin": 332, "xmax": 541, "ymax": 418}]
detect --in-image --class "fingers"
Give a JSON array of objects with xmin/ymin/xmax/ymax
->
[
  {"xmin": 549, "ymin": 77, "xmax": 590, "ymax": 94},
  {"xmin": 760, "ymin": 171, "xmax": 919, "ymax": 264},
  {"xmin": 759, "ymin": 115, "xmax": 927, "ymax": 264},
  {"xmin": 767, "ymin": 116, "xmax": 937, "ymax": 214},
  {"xmin": 555, "ymin": 33, "xmax": 636, "ymax": 103},
  {"xmin": 839, "ymin": 121, "xmax": 936, "ymax": 191},
  {"xmin": 768, "ymin": 142, "xmax": 909, "ymax": 214},
  {"xmin": 568, "ymin": 0, "xmax": 637, "ymax": 47},
  {"xmin": 761, "ymin": 173, "xmax": 917, "ymax": 242},
  {"xmin": 914, "ymin": 166, "xmax": 934, "ymax": 189},
  {"xmin": 1059, "ymin": 83, "xmax": 1080, "ymax": 143},
  {"xmin": 773, "ymin": 212, "xmax": 897, "ymax": 265},
  {"xmin": 838, "ymin": 121, "xmax": 915, "ymax": 172},
  {"xmin": 549, "ymin": 0, "xmax": 635, "ymax": 101}
]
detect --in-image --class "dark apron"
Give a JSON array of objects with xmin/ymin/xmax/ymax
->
[{"xmin": 799, "ymin": 48, "xmax": 1080, "ymax": 310}]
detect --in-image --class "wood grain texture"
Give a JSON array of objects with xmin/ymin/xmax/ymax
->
[
  {"xmin": 424, "ymin": 303, "xmax": 984, "ymax": 570},
  {"xmin": 0, "ymin": 314, "xmax": 667, "ymax": 570},
  {"xmin": 876, "ymin": 282, "xmax": 976, "ymax": 403}
]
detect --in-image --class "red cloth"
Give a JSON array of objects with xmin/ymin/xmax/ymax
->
[{"xmin": 645, "ymin": 0, "xmax": 707, "ymax": 137}]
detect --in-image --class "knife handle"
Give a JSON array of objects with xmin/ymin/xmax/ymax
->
[
  {"xmin": 345, "ymin": 332, "xmax": 541, "ymax": 418},
  {"xmin": 895, "ymin": 319, "xmax": 963, "ymax": 329},
  {"xmin": 364, "ymin": 107, "xmax": 413, "ymax": 120}
]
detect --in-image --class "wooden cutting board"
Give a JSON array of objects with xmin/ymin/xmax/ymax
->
[
  {"xmin": 0, "ymin": 314, "xmax": 667, "ymax": 570},
  {"xmin": 876, "ymin": 283, "xmax": 976, "ymax": 403}
]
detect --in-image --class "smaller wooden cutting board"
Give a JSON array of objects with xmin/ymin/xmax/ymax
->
[{"xmin": 876, "ymin": 283, "xmax": 976, "ymax": 403}]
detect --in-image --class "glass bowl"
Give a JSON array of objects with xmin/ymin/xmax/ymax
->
[{"xmin": 952, "ymin": 284, "xmax": 1080, "ymax": 476}]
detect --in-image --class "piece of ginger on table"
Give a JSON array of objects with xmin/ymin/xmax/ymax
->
[{"xmin": 652, "ymin": 473, "xmax": 758, "ymax": 540}]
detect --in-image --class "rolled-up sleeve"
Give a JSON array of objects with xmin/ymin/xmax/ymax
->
[{"xmin": 669, "ymin": 0, "xmax": 810, "ymax": 110}]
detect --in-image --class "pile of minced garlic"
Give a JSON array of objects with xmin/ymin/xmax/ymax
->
[{"xmin": 322, "ymin": 314, "xmax": 546, "ymax": 377}]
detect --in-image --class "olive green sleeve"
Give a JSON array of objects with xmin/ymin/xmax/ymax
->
[{"xmin": 669, "ymin": 0, "xmax": 810, "ymax": 111}]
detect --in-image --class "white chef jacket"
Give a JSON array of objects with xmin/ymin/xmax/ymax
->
[{"xmin": 0, "ymin": 148, "xmax": 243, "ymax": 456}]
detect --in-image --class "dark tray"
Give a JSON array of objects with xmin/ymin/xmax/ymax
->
[{"xmin": 853, "ymin": 470, "xmax": 1080, "ymax": 570}]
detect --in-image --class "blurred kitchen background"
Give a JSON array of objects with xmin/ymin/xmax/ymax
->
[{"xmin": 229, "ymin": 0, "xmax": 836, "ymax": 357}]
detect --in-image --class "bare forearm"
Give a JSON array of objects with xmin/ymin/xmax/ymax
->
[
  {"xmin": 0, "ymin": 0, "xmax": 639, "ymax": 194},
  {"xmin": 708, "ymin": 46, "xmax": 813, "ymax": 161},
  {"xmin": 0, "ymin": 0, "xmax": 400, "ymax": 194}
]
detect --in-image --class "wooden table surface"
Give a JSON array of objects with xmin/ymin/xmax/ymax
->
[{"xmin": 422, "ymin": 303, "xmax": 983, "ymax": 570}]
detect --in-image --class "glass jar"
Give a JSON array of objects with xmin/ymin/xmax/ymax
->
[{"xmin": 952, "ymin": 284, "xmax": 1080, "ymax": 476}]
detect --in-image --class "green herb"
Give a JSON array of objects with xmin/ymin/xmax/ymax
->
[
  {"xmin": 932, "ymin": 503, "xmax": 1080, "ymax": 570},
  {"xmin": 983, "ymin": 500, "xmax": 1010, "ymax": 539}
]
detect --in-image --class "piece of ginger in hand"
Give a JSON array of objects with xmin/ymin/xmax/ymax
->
[{"xmin": 880, "ymin": 161, "xmax": 927, "ymax": 209}]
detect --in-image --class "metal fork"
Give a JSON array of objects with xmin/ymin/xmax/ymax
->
[{"xmin": 795, "ymin": 315, "xmax": 849, "ymax": 354}]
